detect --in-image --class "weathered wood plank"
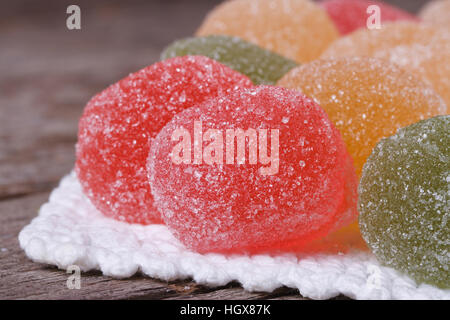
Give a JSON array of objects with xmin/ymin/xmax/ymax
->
[
  {"xmin": 0, "ymin": 0, "xmax": 224, "ymax": 198},
  {"xmin": 0, "ymin": 192, "xmax": 217, "ymax": 299},
  {"xmin": 166, "ymin": 286, "xmax": 304, "ymax": 301},
  {"xmin": 0, "ymin": 188, "xmax": 306, "ymax": 300}
]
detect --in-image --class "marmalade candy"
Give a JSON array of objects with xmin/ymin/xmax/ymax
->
[
  {"xmin": 320, "ymin": 0, "xmax": 418, "ymax": 35},
  {"xmin": 322, "ymin": 22, "xmax": 450, "ymax": 108},
  {"xmin": 148, "ymin": 86, "xmax": 358, "ymax": 254},
  {"xmin": 359, "ymin": 115, "xmax": 449, "ymax": 288},
  {"xmin": 196, "ymin": 0, "xmax": 339, "ymax": 63},
  {"xmin": 76, "ymin": 56, "xmax": 253, "ymax": 224},
  {"xmin": 161, "ymin": 35, "xmax": 297, "ymax": 85},
  {"xmin": 277, "ymin": 57, "xmax": 447, "ymax": 176}
]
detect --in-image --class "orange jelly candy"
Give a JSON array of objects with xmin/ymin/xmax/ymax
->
[
  {"xmin": 322, "ymin": 22, "xmax": 450, "ymax": 109},
  {"xmin": 420, "ymin": 0, "xmax": 450, "ymax": 29},
  {"xmin": 277, "ymin": 57, "xmax": 447, "ymax": 176},
  {"xmin": 196, "ymin": 0, "xmax": 339, "ymax": 63}
]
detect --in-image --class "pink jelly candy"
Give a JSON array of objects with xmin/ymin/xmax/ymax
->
[
  {"xmin": 320, "ymin": 0, "xmax": 419, "ymax": 35},
  {"xmin": 76, "ymin": 56, "xmax": 253, "ymax": 224},
  {"xmin": 148, "ymin": 86, "xmax": 358, "ymax": 254}
]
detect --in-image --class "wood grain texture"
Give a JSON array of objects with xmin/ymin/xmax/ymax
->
[
  {"xmin": 0, "ymin": 0, "xmax": 428, "ymax": 300},
  {"xmin": 0, "ymin": 192, "xmax": 305, "ymax": 300}
]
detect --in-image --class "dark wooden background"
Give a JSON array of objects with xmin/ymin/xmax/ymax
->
[{"xmin": 0, "ymin": 0, "xmax": 430, "ymax": 300}]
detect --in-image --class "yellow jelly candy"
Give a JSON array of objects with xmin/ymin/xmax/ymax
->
[
  {"xmin": 420, "ymin": 0, "xmax": 450, "ymax": 29},
  {"xmin": 196, "ymin": 0, "xmax": 339, "ymax": 63},
  {"xmin": 322, "ymin": 22, "xmax": 450, "ymax": 109},
  {"xmin": 277, "ymin": 57, "xmax": 447, "ymax": 176}
]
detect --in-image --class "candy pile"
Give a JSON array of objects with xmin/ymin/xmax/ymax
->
[
  {"xmin": 161, "ymin": 35, "xmax": 297, "ymax": 85},
  {"xmin": 76, "ymin": 56, "xmax": 253, "ymax": 224},
  {"xmin": 196, "ymin": 0, "xmax": 339, "ymax": 63},
  {"xmin": 40, "ymin": 0, "xmax": 450, "ymax": 290},
  {"xmin": 322, "ymin": 22, "xmax": 450, "ymax": 109},
  {"xmin": 277, "ymin": 56, "xmax": 446, "ymax": 176}
]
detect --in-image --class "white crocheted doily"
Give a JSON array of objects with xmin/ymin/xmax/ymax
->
[{"xmin": 19, "ymin": 172, "xmax": 450, "ymax": 300}]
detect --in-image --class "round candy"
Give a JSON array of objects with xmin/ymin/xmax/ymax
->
[
  {"xmin": 321, "ymin": 22, "xmax": 442, "ymax": 58},
  {"xmin": 76, "ymin": 56, "xmax": 253, "ymax": 225},
  {"xmin": 322, "ymin": 22, "xmax": 450, "ymax": 109},
  {"xmin": 320, "ymin": 0, "xmax": 418, "ymax": 35},
  {"xmin": 359, "ymin": 115, "xmax": 449, "ymax": 288},
  {"xmin": 420, "ymin": 0, "xmax": 450, "ymax": 29},
  {"xmin": 277, "ymin": 57, "xmax": 447, "ymax": 176},
  {"xmin": 196, "ymin": 0, "xmax": 339, "ymax": 63},
  {"xmin": 161, "ymin": 35, "xmax": 298, "ymax": 85},
  {"xmin": 148, "ymin": 86, "xmax": 358, "ymax": 254}
]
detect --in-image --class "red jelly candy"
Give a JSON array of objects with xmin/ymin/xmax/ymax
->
[
  {"xmin": 148, "ymin": 86, "xmax": 358, "ymax": 254},
  {"xmin": 320, "ymin": 0, "xmax": 419, "ymax": 35},
  {"xmin": 76, "ymin": 56, "xmax": 253, "ymax": 224}
]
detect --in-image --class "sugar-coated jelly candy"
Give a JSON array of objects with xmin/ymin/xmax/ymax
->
[
  {"xmin": 148, "ymin": 86, "xmax": 358, "ymax": 254},
  {"xmin": 322, "ymin": 22, "xmax": 441, "ymax": 58},
  {"xmin": 76, "ymin": 56, "xmax": 253, "ymax": 224},
  {"xmin": 320, "ymin": 0, "xmax": 418, "ymax": 35},
  {"xmin": 277, "ymin": 57, "xmax": 447, "ymax": 176},
  {"xmin": 420, "ymin": 0, "xmax": 450, "ymax": 29},
  {"xmin": 359, "ymin": 116, "xmax": 450, "ymax": 288},
  {"xmin": 161, "ymin": 35, "xmax": 297, "ymax": 85},
  {"xmin": 196, "ymin": 0, "xmax": 339, "ymax": 63},
  {"xmin": 322, "ymin": 22, "xmax": 450, "ymax": 109}
]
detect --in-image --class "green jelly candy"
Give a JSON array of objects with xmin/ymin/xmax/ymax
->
[
  {"xmin": 161, "ymin": 35, "xmax": 297, "ymax": 85},
  {"xmin": 359, "ymin": 115, "xmax": 449, "ymax": 288}
]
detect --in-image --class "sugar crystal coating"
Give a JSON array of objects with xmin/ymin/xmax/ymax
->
[
  {"xmin": 196, "ymin": 0, "xmax": 339, "ymax": 63},
  {"xmin": 161, "ymin": 35, "xmax": 298, "ymax": 85},
  {"xmin": 322, "ymin": 22, "xmax": 450, "ymax": 109},
  {"xmin": 277, "ymin": 57, "xmax": 447, "ymax": 176},
  {"xmin": 322, "ymin": 22, "xmax": 442, "ymax": 57},
  {"xmin": 148, "ymin": 86, "xmax": 358, "ymax": 254},
  {"xmin": 76, "ymin": 56, "xmax": 253, "ymax": 224},
  {"xmin": 420, "ymin": 0, "xmax": 450, "ymax": 29},
  {"xmin": 359, "ymin": 116, "xmax": 450, "ymax": 288},
  {"xmin": 320, "ymin": 0, "xmax": 418, "ymax": 35}
]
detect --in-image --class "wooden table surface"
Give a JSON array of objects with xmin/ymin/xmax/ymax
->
[{"xmin": 0, "ymin": 0, "xmax": 428, "ymax": 300}]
